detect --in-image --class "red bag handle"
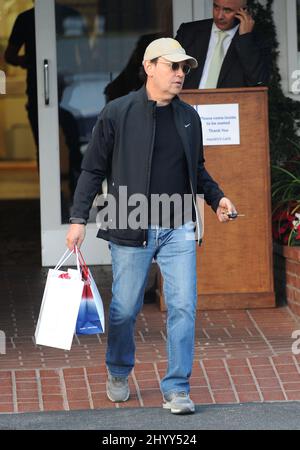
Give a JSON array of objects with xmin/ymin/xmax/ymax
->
[{"xmin": 75, "ymin": 246, "xmax": 89, "ymax": 280}]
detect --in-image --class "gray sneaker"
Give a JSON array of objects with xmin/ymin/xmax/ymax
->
[
  {"xmin": 163, "ymin": 391, "xmax": 195, "ymax": 414},
  {"xmin": 106, "ymin": 372, "xmax": 130, "ymax": 402}
]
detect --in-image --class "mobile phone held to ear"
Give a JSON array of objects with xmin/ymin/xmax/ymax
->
[{"xmin": 234, "ymin": 6, "xmax": 251, "ymax": 21}]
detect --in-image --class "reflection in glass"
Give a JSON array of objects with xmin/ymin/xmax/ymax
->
[
  {"xmin": 1, "ymin": 1, "xmax": 38, "ymax": 163},
  {"xmin": 55, "ymin": 0, "xmax": 173, "ymax": 223}
]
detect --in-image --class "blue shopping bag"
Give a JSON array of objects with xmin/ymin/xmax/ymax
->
[{"xmin": 75, "ymin": 250, "xmax": 105, "ymax": 335}]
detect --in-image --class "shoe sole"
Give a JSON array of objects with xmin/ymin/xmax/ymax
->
[
  {"xmin": 163, "ymin": 402, "xmax": 195, "ymax": 414},
  {"xmin": 106, "ymin": 386, "xmax": 130, "ymax": 403}
]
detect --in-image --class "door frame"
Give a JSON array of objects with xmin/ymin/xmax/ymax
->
[{"xmin": 35, "ymin": 0, "xmax": 194, "ymax": 266}]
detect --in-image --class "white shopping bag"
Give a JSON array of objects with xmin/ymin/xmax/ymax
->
[{"xmin": 35, "ymin": 249, "xmax": 84, "ymax": 351}]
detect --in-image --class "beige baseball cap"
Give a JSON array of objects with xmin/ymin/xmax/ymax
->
[{"xmin": 143, "ymin": 38, "xmax": 198, "ymax": 69}]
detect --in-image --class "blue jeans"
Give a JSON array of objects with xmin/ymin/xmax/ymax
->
[{"xmin": 106, "ymin": 222, "xmax": 197, "ymax": 396}]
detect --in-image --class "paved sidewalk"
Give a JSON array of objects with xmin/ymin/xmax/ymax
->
[
  {"xmin": 1, "ymin": 402, "xmax": 300, "ymax": 430},
  {"xmin": 1, "ymin": 200, "xmax": 300, "ymax": 420},
  {"xmin": 1, "ymin": 263, "xmax": 300, "ymax": 414}
]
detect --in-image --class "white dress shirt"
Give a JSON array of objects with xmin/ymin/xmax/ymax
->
[{"xmin": 199, "ymin": 23, "xmax": 239, "ymax": 89}]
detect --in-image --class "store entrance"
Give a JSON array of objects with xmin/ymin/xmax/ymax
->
[
  {"xmin": 1, "ymin": 0, "xmax": 193, "ymax": 265},
  {"xmin": 35, "ymin": 0, "xmax": 175, "ymax": 265}
]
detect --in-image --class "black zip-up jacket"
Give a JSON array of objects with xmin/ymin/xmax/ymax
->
[{"xmin": 71, "ymin": 86, "xmax": 225, "ymax": 247}]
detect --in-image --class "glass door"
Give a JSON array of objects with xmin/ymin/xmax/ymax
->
[
  {"xmin": 35, "ymin": 0, "xmax": 191, "ymax": 265},
  {"xmin": 0, "ymin": 0, "xmax": 39, "ymax": 202}
]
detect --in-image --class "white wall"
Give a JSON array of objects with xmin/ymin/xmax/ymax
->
[
  {"xmin": 173, "ymin": 0, "xmax": 193, "ymax": 35},
  {"xmin": 273, "ymin": 0, "xmax": 289, "ymax": 93},
  {"xmin": 193, "ymin": 0, "xmax": 212, "ymax": 20},
  {"xmin": 273, "ymin": 0, "xmax": 300, "ymax": 99}
]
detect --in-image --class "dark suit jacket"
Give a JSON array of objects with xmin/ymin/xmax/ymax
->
[{"xmin": 175, "ymin": 19, "xmax": 271, "ymax": 89}]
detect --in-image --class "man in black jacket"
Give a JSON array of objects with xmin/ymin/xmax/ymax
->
[
  {"xmin": 175, "ymin": 0, "xmax": 271, "ymax": 89},
  {"xmin": 66, "ymin": 38, "xmax": 236, "ymax": 415}
]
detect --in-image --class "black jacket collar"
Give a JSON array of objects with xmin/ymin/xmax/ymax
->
[{"xmin": 135, "ymin": 84, "xmax": 181, "ymax": 108}]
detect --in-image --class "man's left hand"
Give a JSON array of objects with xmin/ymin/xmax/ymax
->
[
  {"xmin": 236, "ymin": 8, "xmax": 255, "ymax": 35},
  {"xmin": 216, "ymin": 197, "xmax": 237, "ymax": 223}
]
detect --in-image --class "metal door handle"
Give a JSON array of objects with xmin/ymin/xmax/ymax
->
[{"xmin": 43, "ymin": 59, "xmax": 49, "ymax": 105}]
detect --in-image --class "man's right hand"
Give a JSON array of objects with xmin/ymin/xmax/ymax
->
[
  {"xmin": 236, "ymin": 8, "xmax": 255, "ymax": 35},
  {"xmin": 66, "ymin": 224, "xmax": 86, "ymax": 251}
]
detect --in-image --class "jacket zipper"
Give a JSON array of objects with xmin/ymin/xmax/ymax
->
[
  {"xmin": 174, "ymin": 105, "xmax": 202, "ymax": 246},
  {"xmin": 189, "ymin": 178, "xmax": 202, "ymax": 246},
  {"xmin": 143, "ymin": 103, "xmax": 157, "ymax": 247}
]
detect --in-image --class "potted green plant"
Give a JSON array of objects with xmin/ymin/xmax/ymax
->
[
  {"xmin": 272, "ymin": 164, "xmax": 300, "ymax": 246},
  {"xmin": 246, "ymin": 0, "xmax": 300, "ymax": 316},
  {"xmin": 272, "ymin": 163, "xmax": 300, "ymax": 316}
]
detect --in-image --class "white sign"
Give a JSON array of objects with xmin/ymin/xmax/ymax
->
[{"xmin": 194, "ymin": 103, "xmax": 240, "ymax": 146}]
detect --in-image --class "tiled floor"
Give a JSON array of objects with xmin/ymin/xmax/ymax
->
[
  {"xmin": 1, "ymin": 264, "xmax": 300, "ymax": 414},
  {"xmin": 1, "ymin": 200, "xmax": 300, "ymax": 414}
]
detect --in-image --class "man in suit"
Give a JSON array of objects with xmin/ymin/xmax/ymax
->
[{"xmin": 175, "ymin": 0, "xmax": 271, "ymax": 89}]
